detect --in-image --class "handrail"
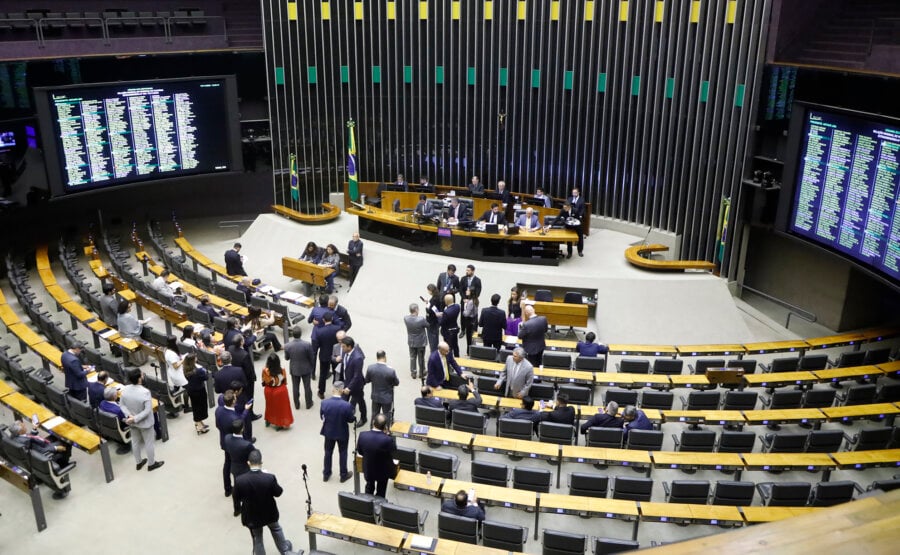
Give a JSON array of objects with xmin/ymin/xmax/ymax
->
[{"xmin": 740, "ymin": 284, "xmax": 817, "ymax": 330}]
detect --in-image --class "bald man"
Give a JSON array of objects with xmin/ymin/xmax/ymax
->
[{"xmin": 517, "ymin": 305, "xmax": 548, "ymax": 366}]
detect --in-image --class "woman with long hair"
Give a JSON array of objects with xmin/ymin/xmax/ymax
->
[
  {"xmin": 182, "ymin": 354, "xmax": 210, "ymax": 435},
  {"xmin": 246, "ymin": 306, "xmax": 281, "ymax": 352},
  {"xmin": 164, "ymin": 335, "xmax": 190, "ymax": 413},
  {"xmin": 319, "ymin": 243, "xmax": 340, "ymax": 294},
  {"xmin": 506, "ymin": 287, "xmax": 523, "ymax": 335},
  {"xmin": 261, "ymin": 353, "xmax": 294, "ymax": 431}
]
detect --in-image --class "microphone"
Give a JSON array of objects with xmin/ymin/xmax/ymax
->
[{"xmin": 301, "ymin": 463, "xmax": 308, "ymax": 477}]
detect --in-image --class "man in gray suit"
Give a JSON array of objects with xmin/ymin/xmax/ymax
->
[
  {"xmin": 404, "ymin": 303, "xmax": 428, "ymax": 381},
  {"xmin": 365, "ymin": 350, "xmax": 400, "ymax": 425},
  {"xmin": 284, "ymin": 327, "xmax": 316, "ymax": 410},
  {"xmin": 494, "ymin": 347, "xmax": 534, "ymax": 399},
  {"xmin": 120, "ymin": 368, "xmax": 164, "ymax": 471}
]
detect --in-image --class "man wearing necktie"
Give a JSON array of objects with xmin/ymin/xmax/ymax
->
[
  {"xmin": 494, "ymin": 347, "xmax": 534, "ymax": 399},
  {"xmin": 425, "ymin": 341, "xmax": 464, "ymax": 389},
  {"xmin": 478, "ymin": 203, "xmax": 507, "ymax": 226}
]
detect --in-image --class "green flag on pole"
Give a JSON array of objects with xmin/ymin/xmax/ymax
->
[
  {"xmin": 289, "ymin": 153, "xmax": 299, "ymax": 203},
  {"xmin": 347, "ymin": 119, "xmax": 358, "ymax": 201}
]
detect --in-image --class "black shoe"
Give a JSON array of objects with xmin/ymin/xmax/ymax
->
[
  {"xmin": 566, "ymin": 252, "xmax": 572, "ymax": 259},
  {"xmin": 323, "ymin": 474, "xmax": 331, "ymax": 482},
  {"xmin": 340, "ymin": 472, "xmax": 353, "ymax": 483},
  {"xmin": 183, "ymin": 406, "xmax": 193, "ymax": 414},
  {"xmin": 354, "ymin": 419, "xmax": 366, "ymax": 429},
  {"xmin": 252, "ymin": 414, "xmax": 263, "ymax": 421},
  {"xmin": 317, "ymin": 392, "xmax": 325, "ymax": 399},
  {"xmin": 136, "ymin": 458, "xmax": 148, "ymax": 471},
  {"xmin": 578, "ymin": 252, "xmax": 583, "ymax": 257},
  {"xmin": 225, "ymin": 489, "xmax": 232, "ymax": 497},
  {"xmin": 233, "ymin": 510, "xmax": 241, "ymax": 517},
  {"xmin": 148, "ymin": 461, "xmax": 165, "ymax": 471},
  {"xmin": 306, "ymin": 403, "xmax": 313, "ymax": 410},
  {"xmin": 52, "ymin": 490, "xmax": 69, "ymax": 500}
]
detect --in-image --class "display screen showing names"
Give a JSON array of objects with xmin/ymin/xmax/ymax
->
[
  {"xmin": 790, "ymin": 109, "xmax": 900, "ymax": 282},
  {"xmin": 47, "ymin": 78, "xmax": 233, "ymax": 191}
]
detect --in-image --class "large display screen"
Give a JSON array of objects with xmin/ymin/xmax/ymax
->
[
  {"xmin": 35, "ymin": 76, "xmax": 241, "ymax": 195},
  {"xmin": 784, "ymin": 107, "xmax": 900, "ymax": 283}
]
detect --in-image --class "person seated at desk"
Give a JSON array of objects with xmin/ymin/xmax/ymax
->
[
  {"xmin": 393, "ymin": 173, "xmax": 409, "ymax": 192},
  {"xmin": 447, "ymin": 380, "xmax": 482, "ymax": 419},
  {"xmin": 197, "ymin": 295, "xmax": 225, "ymax": 323},
  {"xmin": 576, "ymin": 332, "xmax": 608, "ymax": 357},
  {"xmin": 88, "ymin": 370, "xmax": 111, "ymax": 408},
  {"xmin": 548, "ymin": 200, "xmax": 584, "ymax": 258},
  {"xmin": 152, "ymin": 269, "xmax": 175, "ymax": 297},
  {"xmin": 622, "ymin": 405, "xmax": 652, "ymax": 438},
  {"xmin": 425, "ymin": 342, "xmax": 464, "ymax": 389},
  {"xmin": 507, "ymin": 396, "xmax": 542, "ymax": 428},
  {"xmin": 300, "ymin": 241, "xmax": 322, "ymax": 264},
  {"xmin": 318, "ymin": 244, "xmax": 340, "ymax": 294},
  {"xmin": 246, "ymin": 306, "xmax": 281, "ymax": 352},
  {"xmin": 467, "ymin": 175, "xmax": 485, "ymax": 196},
  {"xmin": 496, "ymin": 180, "xmax": 511, "ymax": 205},
  {"xmin": 441, "ymin": 489, "xmax": 486, "ymax": 521},
  {"xmin": 414, "ymin": 194, "xmax": 434, "ymax": 218},
  {"xmin": 516, "ymin": 207, "xmax": 541, "ymax": 231},
  {"xmin": 414, "ymin": 385, "xmax": 444, "ymax": 409},
  {"xmin": 237, "ymin": 277, "xmax": 261, "ymax": 305},
  {"xmin": 541, "ymin": 393, "xmax": 575, "ymax": 425},
  {"xmin": 533, "ymin": 186, "xmax": 552, "ymax": 208},
  {"xmin": 10, "ymin": 420, "xmax": 73, "ymax": 497},
  {"xmin": 418, "ymin": 176, "xmax": 433, "ymax": 191},
  {"xmin": 478, "ymin": 202, "xmax": 507, "ymax": 226},
  {"xmin": 99, "ymin": 386, "xmax": 128, "ymax": 421},
  {"xmin": 580, "ymin": 401, "xmax": 621, "ymax": 434},
  {"xmin": 446, "ymin": 198, "xmax": 469, "ymax": 224}
]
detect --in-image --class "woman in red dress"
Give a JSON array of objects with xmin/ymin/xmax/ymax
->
[{"xmin": 261, "ymin": 353, "xmax": 294, "ymax": 430}]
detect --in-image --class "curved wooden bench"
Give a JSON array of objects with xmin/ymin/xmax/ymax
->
[
  {"xmin": 272, "ymin": 203, "xmax": 340, "ymax": 224},
  {"xmin": 625, "ymin": 243, "xmax": 716, "ymax": 271}
]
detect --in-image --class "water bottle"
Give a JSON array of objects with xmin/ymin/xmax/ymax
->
[{"xmin": 426, "ymin": 471, "xmax": 432, "ymax": 485}]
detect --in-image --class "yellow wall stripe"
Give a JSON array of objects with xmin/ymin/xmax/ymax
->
[
  {"xmin": 690, "ymin": 0, "xmax": 701, "ymax": 23},
  {"xmin": 550, "ymin": 1, "xmax": 560, "ymax": 21},
  {"xmin": 655, "ymin": 1, "xmax": 665, "ymax": 23},
  {"xmin": 619, "ymin": 1, "xmax": 629, "ymax": 22},
  {"xmin": 287, "ymin": 2, "xmax": 297, "ymax": 21},
  {"xmin": 321, "ymin": 1, "xmax": 330, "ymax": 20},
  {"xmin": 387, "ymin": 1, "xmax": 396, "ymax": 20},
  {"xmin": 419, "ymin": 1, "xmax": 428, "ymax": 20},
  {"xmin": 484, "ymin": 1, "xmax": 493, "ymax": 20},
  {"xmin": 726, "ymin": 0, "xmax": 737, "ymax": 24},
  {"xmin": 584, "ymin": 1, "xmax": 595, "ymax": 21},
  {"xmin": 354, "ymin": 1, "xmax": 364, "ymax": 20},
  {"xmin": 451, "ymin": 1, "xmax": 461, "ymax": 20},
  {"xmin": 517, "ymin": 0, "xmax": 526, "ymax": 20}
]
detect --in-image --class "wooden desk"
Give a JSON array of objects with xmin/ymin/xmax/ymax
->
[
  {"xmin": 561, "ymin": 445, "xmax": 653, "ymax": 468},
  {"xmin": 9, "ymin": 323, "xmax": 46, "ymax": 348},
  {"xmin": 740, "ymin": 452, "xmax": 836, "ymax": 472},
  {"xmin": 650, "ymin": 451, "xmax": 744, "ymax": 471},
  {"xmin": 305, "ymin": 512, "xmax": 407, "ymax": 553},
  {"xmin": 441, "ymin": 477, "xmax": 538, "ymax": 510},
  {"xmin": 608, "ymin": 344, "xmax": 678, "ymax": 356},
  {"xmin": 628, "ymin": 374, "xmax": 673, "ymax": 389},
  {"xmin": 539, "ymin": 492, "xmax": 640, "ymax": 519},
  {"xmin": 593, "ymin": 372, "xmax": 635, "ymax": 388},
  {"xmin": 830, "ymin": 448, "xmax": 900, "ymax": 470},
  {"xmin": 471, "ymin": 435, "xmax": 559, "ymax": 460},
  {"xmin": 804, "ymin": 332, "xmax": 868, "ymax": 350},
  {"xmin": 0, "ymin": 304, "xmax": 19, "ymax": 328},
  {"xmin": 878, "ymin": 360, "xmax": 900, "ymax": 377},
  {"xmin": 2, "ymin": 392, "xmax": 55, "ymax": 422},
  {"xmin": 526, "ymin": 300, "xmax": 589, "ymax": 328},
  {"xmin": 399, "ymin": 533, "xmax": 515, "ymax": 555},
  {"xmin": 641, "ymin": 501, "xmax": 743, "ymax": 526},
  {"xmin": 0, "ymin": 379, "xmax": 15, "ymax": 397},
  {"xmin": 669, "ymin": 374, "xmax": 712, "ymax": 389},
  {"xmin": 43, "ymin": 417, "xmax": 101, "ymax": 453},
  {"xmin": 738, "ymin": 505, "xmax": 822, "ymax": 524},
  {"xmin": 534, "ymin": 367, "xmax": 595, "ymax": 386},
  {"xmin": 661, "ymin": 410, "xmax": 745, "ymax": 426},
  {"xmin": 742, "ymin": 371, "xmax": 817, "ymax": 388},
  {"xmin": 857, "ymin": 327, "xmax": 900, "ymax": 342},
  {"xmin": 272, "ymin": 203, "xmax": 341, "ymax": 224},
  {"xmin": 31, "ymin": 342, "xmax": 63, "ymax": 369},
  {"xmin": 741, "ymin": 408, "xmax": 824, "ymax": 426},
  {"xmin": 624, "ymin": 244, "xmax": 716, "ymax": 271},
  {"xmin": 742, "ymin": 340, "xmax": 809, "ymax": 355},
  {"xmin": 282, "ymin": 256, "xmax": 330, "ymax": 287},
  {"xmin": 393, "ymin": 469, "xmax": 442, "ymax": 496},
  {"xmin": 821, "ymin": 403, "xmax": 900, "ymax": 423},
  {"xmin": 812, "ymin": 365, "xmax": 882, "ymax": 384},
  {"xmin": 676, "ymin": 344, "xmax": 747, "ymax": 357},
  {"xmin": 396, "ymin": 423, "xmax": 474, "ymax": 450},
  {"xmin": 498, "ymin": 334, "xmax": 578, "ymax": 351}
]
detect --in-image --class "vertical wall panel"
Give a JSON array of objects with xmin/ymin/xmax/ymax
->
[{"xmin": 262, "ymin": 0, "xmax": 769, "ymax": 265}]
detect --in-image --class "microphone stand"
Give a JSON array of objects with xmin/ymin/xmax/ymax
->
[{"xmin": 301, "ymin": 464, "xmax": 313, "ymax": 518}]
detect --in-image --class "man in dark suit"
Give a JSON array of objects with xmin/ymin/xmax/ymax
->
[
  {"xmin": 478, "ymin": 294, "xmax": 507, "ymax": 350},
  {"xmin": 356, "ymin": 414, "xmax": 397, "ymax": 498},
  {"xmin": 419, "ymin": 175, "xmax": 434, "ymax": 191},
  {"xmin": 215, "ymin": 389, "xmax": 252, "ymax": 497},
  {"xmin": 458, "ymin": 265, "xmax": 482, "ymax": 301},
  {"xmin": 541, "ymin": 393, "xmax": 576, "ymax": 426},
  {"xmin": 507, "ymin": 396, "xmax": 542, "ymax": 433},
  {"xmin": 393, "ymin": 173, "xmax": 409, "ymax": 192},
  {"xmin": 197, "ymin": 295, "xmax": 224, "ymax": 323},
  {"xmin": 307, "ymin": 294, "xmax": 333, "ymax": 327},
  {"xmin": 580, "ymin": 401, "xmax": 621, "ymax": 434},
  {"xmin": 328, "ymin": 295, "xmax": 352, "ymax": 331},
  {"xmin": 87, "ymin": 370, "xmax": 109, "ymax": 408},
  {"xmin": 441, "ymin": 489, "xmax": 486, "ymax": 521},
  {"xmin": 312, "ymin": 312, "xmax": 341, "ymax": 399},
  {"xmin": 224, "ymin": 419, "xmax": 255, "ymax": 516},
  {"xmin": 423, "ymin": 284, "xmax": 443, "ymax": 353},
  {"xmin": 365, "ymin": 350, "xmax": 399, "ymax": 425},
  {"xmin": 447, "ymin": 381, "xmax": 482, "ymax": 422},
  {"xmin": 62, "ymin": 343, "xmax": 89, "ymax": 401},
  {"xmin": 414, "ymin": 194, "xmax": 434, "ymax": 218},
  {"xmin": 569, "ymin": 187, "xmax": 586, "ymax": 219},
  {"xmin": 340, "ymin": 336, "xmax": 367, "ymax": 429},
  {"xmin": 447, "ymin": 198, "xmax": 469, "ymax": 223},
  {"xmin": 214, "ymin": 352, "xmax": 246, "ymax": 397},
  {"xmin": 467, "ymin": 175, "xmax": 485, "ymax": 195},
  {"xmin": 622, "ymin": 405, "xmax": 653, "ymax": 438},
  {"xmin": 347, "ymin": 232, "xmax": 364, "ymax": 288},
  {"xmin": 320, "ymin": 381, "xmax": 356, "ymax": 482},
  {"xmin": 414, "ymin": 385, "xmax": 445, "ymax": 408},
  {"xmin": 284, "ymin": 327, "xmax": 316, "ymax": 410},
  {"xmin": 223, "ymin": 318, "xmax": 242, "ymax": 352},
  {"xmin": 478, "ymin": 203, "xmax": 507, "ymax": 226},
  {"xmin": 496, "ymin": 180, "xmax": 511, "ymax": 205},
  {"xmin": 426, "ymin": 342, "xmax": 464, "ymax": 389},
  {"xmin": 436, "ymin": 264, "xmax": 460, "ymax": 296},
  {"xmin": 439, "ymin": 294, "xmax": 461, "ymax": 357},
  {"xmin": 224, "ymin": 243, "xmax": 247, "ymax": 276},
  {"xmin": 228, "ymin": 335, "xmax": 259, "ymax": 421},
  {"xmin": 234, "ymin": 450, "xmax": 296, "ymax": 555},
  {"xmin": 518, "ymin": 305, "xmax": 548, "ymax": 366},
  {"xmin": 551, "ymin": 200, "xmax": 584, "ymax": 258}
]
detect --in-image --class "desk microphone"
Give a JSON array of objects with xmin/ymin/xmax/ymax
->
[{"xmin": 301, "ymin": 463, "xmax": 308, "ymax": 478}]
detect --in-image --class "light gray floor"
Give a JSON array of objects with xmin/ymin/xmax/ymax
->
[{"xmin": 1, "ymin": 213, "xmax": 896, "ymax": 555}]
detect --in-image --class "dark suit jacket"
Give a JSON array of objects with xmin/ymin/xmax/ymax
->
[
  {"xmin": 224, "ymin": 249, "xmax": 247, "ymax": 276},
  {"xmin": 99, "ymin": 400, "xmax": 127, "ymax": 420},
  {"xmin": 62, "ymin": 351, "xmax": 88, "ymax": 392},
  {"xmin": 234, "ymin": 469, "xmax": 282, "ymax": 528},
  {"xmin": 320, "ymin": 395, "xmax": 355, "ymax": 441},
  {"xmin": 580, "ymin": 412, "xmax": 621, "ymax": 433},
  {"xmin": 448, "ymin": 203, "xmax": 469, "ymax": 221},
  {"xmin": 518, "ymin": 316, "xmax": 548, "ymax": 355},
  {"xmin": 223, "ymin": 328, "xmax": 242, "ymax": 350},
  {"xmin": 459, "ymin": 275, "xmax": 482, "ymax": 300},
  {"xmin": 425, "ymin": 350, "xmax": 462, "ymax": 388},
  {"xmin": 343, "ymin": 347, "xmax": 366, "ymax": 394},
  {"xmin": 507, "ymin": 408, "xmax": 541, "ymax": 423},
  {"xmin": 478, "ymin": 209, "xmax": 506, "ymax": 226},
  {"xmin": 284, "ymin": 339, "xmax": 316, "ymax": 376},
  {"xmin": 425, "ymin": 294, "xmax": 443, "ymax": 326},
  {"xmin": 214, "ymin": 365, "xmax": 248, "ymax": 395},
  {"xmin": 542, "ymin": 405, "xmax": 576, "ymax": 426},
  {"xmin": 215, "ymin": 405, "xmax": 248, "ymax": 449},
  {"xmin": 311, "ymin": 323, "xmax": 341, "ymax": 362},
  {"xmin": 333, "ymin": 304, "xmax": 352, "ymax": 331},
  {"xmin": 356, "ymin": 429, "xmax": 397, "ymax": 482},
  {"xmin": 441, "ymin": 500, "xmax": 485, "ymax": 521},
  {"xmin": 440, "ymin": 303, "xmax": 461, "ymax": 334},
  {"xmin": 365, "ymin": 362, "xmax": 399, "ymax": 404},
  {"xmin": 436, "ymin": 272, "xmax": 460, "ymax": 295},
  {"xmin": 414, "ymin": 397, "xmax": 445, "ymax": 409},
  {"xmin": 569, "ymin": 195, "xmax": 586, "ymax": 218},
  {"xmin": 197, "ymin": 302, "xmax": 222, "ymax": 323},
  {"xmin": 478, "ymin": 306, "xmax": 506, "ymax": 344},
  {"xmin": 224, "ymin": 434, "xmax": 255, "ymax": 476},
  {"xmin": 307, "ymin": 305, "xmax": 333, "ymax": 326},
  {"xmin": 497, "ymin": 188, "xmax": 511, "ymax": 205},
  {"xmin": 229, "ymin": 345, "xmax": 256, "ymax": 385},
  {"xmin": 448, "ymin": 390, "xmax": 482, "ymax": 419},
  {"xmin": 347, "ymin": 239, "xmax": 364, "ymax": 268},
  {"xmin": 87, "ymin": 381, "xmax": 107, "ymax": 408}
]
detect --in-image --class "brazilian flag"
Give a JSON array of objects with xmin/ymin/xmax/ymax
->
[
  {"xmin": 347, "ymin": 119, "xmax": 358, "ymax": 201},
  {"xmin": 289, "ymin": 153, "xmax": 299, "ymax": 202}
]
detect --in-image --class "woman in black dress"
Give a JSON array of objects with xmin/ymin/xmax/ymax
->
[{"xmin": 182, "ymin": 354, "xmax": 210, "ymax": 435}]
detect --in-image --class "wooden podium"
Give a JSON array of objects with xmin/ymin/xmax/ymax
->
[{"xmin": 282, "ymin": 257, "xmax": 330, "ymax": 287}]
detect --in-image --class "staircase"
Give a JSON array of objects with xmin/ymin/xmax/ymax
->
[
  {"xmin": 786, "ymin": 0, "xmax": 900, "ymax": 72},
  {"xmin": 224, "ymin": 0, "xmax": 263, "ymax": 50}
]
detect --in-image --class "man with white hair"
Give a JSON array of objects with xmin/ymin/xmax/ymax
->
[
  {"xmin": 580, "ymin": 401, "xmax": 621, "ymax": 434},
  {"xmin": 494, "ymin": 347, "xmax": 533, "ymax": 399},
  {"xmin": 516, "ymin": 206, "xmax": 540, "ymax": 231}
]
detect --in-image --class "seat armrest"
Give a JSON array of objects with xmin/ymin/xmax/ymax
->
[
  {"xmin": 671, "ymin": 433, "xmax": 681, "ymax": 449},
  {"xmin": 687, "ymin": 363, "xmax": 696, "ymax": 374},
  {"xmin": 419, "ymin": 509, "xmax": 429, "ymax": 528},
  {"xmin": 662, "ymin": 481, "xmax": 671, "ymax": 499},
  {"xmin": 679, "ymin": 396, "xmax": 688, "ymax": 409},
  {"xmin": 759, "ymin": 395, "xmax": 772, "ymax": 408},
  {"xmin": 844, "ymin": 432, "xmax": 857, "ymax": 447},
  {"xmin": 827, "ymin": 357, "xmax": 836, "ymax": 368},
  {"xmin": 55, "ymin": 460, "xmax": 78, "ymax": 476},
  {"xmin": 760, "ymin": 434, "xmax": 772, "ymax": 450},
  {"xmin": 759, "ymin": 362, "xmax": 771, "ymax": 373},
  {"xmin": 756, "ymin": 482, "xmax": 773, "ymax": 504},
  {"xmin": 835, "ymin": 391, "xmax": 847, "ymax": 403}
]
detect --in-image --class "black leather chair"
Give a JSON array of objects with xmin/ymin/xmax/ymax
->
[
  {"xmin": 337, "ymin": 491, "xmax": 382, "ymax": 523},
  {"xmin": 585, "ymin": 427, "xmax": 623, "ymax": 448},
  {"xmin": 862, "ymin": 348, "xmax": 891, "ymax": 365},
  {"xmin": 640, "ymin": 391, "xmax": 674, "ymax": 410},
  {"xmin": 721, "ymin": 390, "xmax": 758, "ymax": 411},
  {"xmin": 534, "ymin": 289, "xmax": 553, "ymax": 302},
  {"xmin": 415, "ymin": 405, "xmax": 448, "ymax": 428},
  {"xmin": 29, "ymin": 448, "xmax": 77, "ymax": 498},
  {"xmin": 652, "ymin": 358, "xmax": 683, "ymax": 375},
  {"xmin": 625, "ymin": 429, "xmax": 663, "ymax": 451},
  {"xmin": 543, "ymin": 352, "xmax": 572, "ymax": 369},
  {"xmin": 617, "ymin": 359, "xmax": 649, "ymax": 374},
  {"xmin": 867, "ymin": 478, "xmax": 900, "ymax": 492},
  {"xmin": 574, "ymin": 356, "xmax": 605, "ymax": 372},
  {"xmin": 830, "ymin": 351, "xmax": 866, "ymax": 369},
  {"xmin": 802, "ymin": 388, "xmax": 837, "ymax": 408},
  {"xmin": 611, "ymin": 476, "xmax": 653, "ymax": 501},
  {"xmin": 380, "ymin": 502, "xmax": 428, "ymax": 533},
  {"xmin": 689, "ymin": 358, "xmax": 726, "ymax": 374},
  {"xmin": 437, "ymin": 512, "xmax": 479, "ymax": 544},
  {"xmin": 481, "ymin": 520, "xmax": 528, "ymax": 552},
  {"xmin": 845, "ymin": 427, "xmax": 893, "ymax": 451},
  {"xmin": 760, "ymin": 389, "xmax": 803, "ymax": 410},
  {"xmin": 757, "ymin": 482, "xmax": 812, "ymax": 506},
  {"xmin": 469, "ymin": 345, "xmax": 498, "ymax": 361},
  {"xmin": 760, "ymin": 432, "xmax": 808, "ymax": 453},
  {"xmin": 68, "ymin": 396, "xmax": 97, "ymax": 431},
  {"xmin": 45, "ymin": 383, "xmax": 72, "ymax": 419},
  {"xmin": 605, "ymin": 389, "xmax": 638, "ymax": 406},
  {"xmin": 762, "ymin": 357, "xmax": 799, "ymax": 373},
  {"xmin": 418, "ymin": 451, "xmax": 459, "ymax": 478},
  {"xmin": 394, "ymin": 446, "xmax": 416, "ymax": 472},
  {"xmin": 663, "ymin": 480, "xmax": 710, "ymax": 504},
  {"xmin": 451, "ymin": 410, "xmax": 486, "ymax": 434},
  {"xmin": 513, "ymin": 466, "xmax": 552, "ymax": 493},
  {"xmin": 97, "ymin": 409, "xmax": 132, "ymax": 454},
  {"xmin": 672, "ymin": 430, "xmax": 716, "ymax": 452},
  {"xmin": 558, "ymin": 384, "xmax": 592, "ymax": 406},
  {"xmin": 835, "ymin": 384, "xmax": 877, "ymax": 406},
  {"xmin": 471, "ymin": 460, "xmax": 509, "ymax": 487},
  {"xmin": 809, "ymin": 480, "xmax": 861, "ymax": 507},
  {"xmin": 711, "ymin": 480, "xmax": 755, "ymax": 505},
  {"xmin": 680, "ymin": 390, "xmax": 720, "ymax": 411},
  {"xmin": 798, "ymin": 353, "xmax": 829, "ymax": 370},
  {"xmin": 876, "ymin": 380, "xmax": 900, "ymax": 403},
  {"xmin": 592, "ymin": 537, "xmax": 639, "ymax": 554},
  {"xmin": 543, "ymin": 529, "xmax": 587, "ymax": 555},
  {"xmin": 727, "ymin": 359, "xmax": 757, "ymax": 374},
  {"xmin": 529, "ymin": 382, "xmax": 556, "ymax": 401},
  {"xmin": 499, "ymin": 417, "xmax": 535, "ymax": 440},
  {"xmin": 805, "ymin": 429, "xmax": 844, "ymax": 452},
  {"xmin": 539, "ymin": 421, "xmax": 576, "ymax": 445},
  {"xmin": 563, "ymin": 292, "xmax": 582, "ymax": 304},
  {"xmin": 717, "ymin": 431, "xmax": 756, "ymax": 453},
  {"xmin": 568, "ymin": 472, "xmax": 609, "ymax": 498}
]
